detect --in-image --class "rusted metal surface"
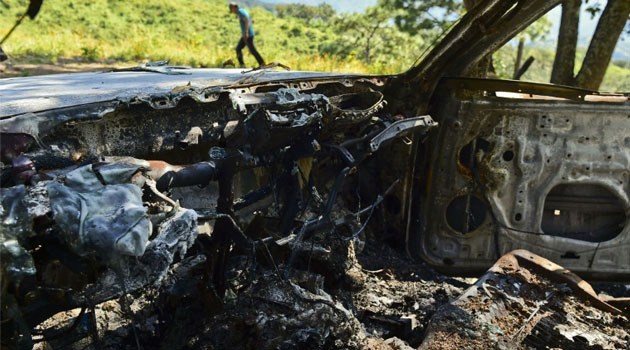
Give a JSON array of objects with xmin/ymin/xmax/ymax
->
[{"xmin": 411, "ymin": 77, "xmax": 630, "ymax": 280}]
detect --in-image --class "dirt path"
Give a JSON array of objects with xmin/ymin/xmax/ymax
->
[{"xmin": 0, "ymin": 60, "xmax": 125, "ymax": 78}]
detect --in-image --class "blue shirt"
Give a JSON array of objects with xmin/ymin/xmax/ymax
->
[{"xmin": 237, "ymin": 8, "xmax": 255, "ymax": 37}]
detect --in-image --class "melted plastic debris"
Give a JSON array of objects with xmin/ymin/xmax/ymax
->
[
  {"xmin": 0, "ymin": 185, "xmax": 36, "ymax": 281},
  {"xmin": 47, "ymin": 163, "xmax": 151, "ymax": 258}
]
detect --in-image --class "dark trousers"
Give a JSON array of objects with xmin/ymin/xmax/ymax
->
[{"xmin": 236, "ymin": 36, "xmax": 265, "ymax": 67}]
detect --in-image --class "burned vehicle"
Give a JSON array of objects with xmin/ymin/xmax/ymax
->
[{"xmin": 1, "ymin": 0, "xmax": 629, "ymax": 348}]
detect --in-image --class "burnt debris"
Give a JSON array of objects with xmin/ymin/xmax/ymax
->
[
  {"xmin": 3, "ymin": 0, "xmax": 630, "ymax": 348},
  {"xmin": 0, "ymin": 80, "xmax": 437, "ymax": 348}
]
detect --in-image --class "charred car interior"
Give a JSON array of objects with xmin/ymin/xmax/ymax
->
[{"xmin": 1, "ymin": 0, "xmax": 629, "ymax": 349}]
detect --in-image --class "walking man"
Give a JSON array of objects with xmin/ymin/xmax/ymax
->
[{"xmin": 229, "ymin": 2, "xmax": 265, "ymax": 67}]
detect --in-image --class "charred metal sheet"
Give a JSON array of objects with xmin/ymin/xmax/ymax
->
[
  {"xmin": 329, "ymin": 90, "xmax": 386, "ymax": 125},
  {"xmin": 419, "ymin": 250, "xmax": 630, "ymax": 350},
  {"xmin": 111, "ymin": 60, "xmax": 192, "ymax": 75},
  {"xmin": 412, "ymin": 78, "xmax": 630, "ymax": 280},
  {"xmin": 0, "ymin": 74, "xmax": 389, "ymax": 166},
  {"xmin": 369, "ymin": 116, "xmax": 436, "ymax": 152},
  {"xmin": 0, "ymin": 69, "xmax": 384, "ymax": 117},
  {"xmin": 1, "ymin": 70, "xmax": 438, "ymax": 348}
]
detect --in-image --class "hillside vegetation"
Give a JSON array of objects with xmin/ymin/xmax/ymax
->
[
  {"xmin": 1, "ymin": 0, "xmax": 630, "ymax": 91},
  {"xmin": 494, "ymin": 45, "xmax": 630, "ymax": 92},
  {"xmin": 0, "ymin": 0, "xmax": 381, "ymax": 72}
]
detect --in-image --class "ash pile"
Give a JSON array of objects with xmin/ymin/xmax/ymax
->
[{"xmin": 1, "ymin": 83, "xmax": 628, "ymax": 350}]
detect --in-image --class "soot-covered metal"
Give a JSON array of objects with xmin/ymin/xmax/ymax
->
[{"xmin": 2, "ymin": 1, "xmax": 630, "ymax": 349}]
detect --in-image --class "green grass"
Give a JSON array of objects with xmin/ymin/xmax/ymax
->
[
  {"xmin": 2, "ymin": 0, "xmax": 630, "ymax": 90},
  {"xmin": 0, "ymin": 0, "xmax": 379, "ymax": 73}
]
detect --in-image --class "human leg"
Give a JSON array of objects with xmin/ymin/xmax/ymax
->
[
  {"xmin": 235, "ymin": 38, "xmax": 246, "ymax": 67},
  {"xmin": 246, "ymin": 36, "xmax": 265, "ymax": 66}
]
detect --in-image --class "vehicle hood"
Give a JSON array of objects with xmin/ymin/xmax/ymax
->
[{"xmin": 0, "ymin": 68, "xmax": 368, "ymax": 117}]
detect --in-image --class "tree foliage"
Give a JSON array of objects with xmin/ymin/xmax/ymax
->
[
  {"xmin": 552, "ymin": 0, "xmax": 630, "ymax": 90},
  {"xmin": 380, "ymin": 0, "xmax": 464, "ymax": 34},
  {"xmin": 583, "ymin": 0, "xmax": 630, "ymax": 33},
  {"xmin": 517, "ymin": 15, "xmax": 552, "ymax": 43},
  {"xmin": 321, "ymin": 1, "xmax": 424, "ymax": 68},
  {"xmin": 275, "ymin": 3, "xmax": 335, "ymax": 23},
  {"xmin": 3, "ymin": 0, "xmax": 630, "ymax": 89},
  {"xmin": 513, "ymin": 15, "xmax": 552, "ymax": 78}
]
